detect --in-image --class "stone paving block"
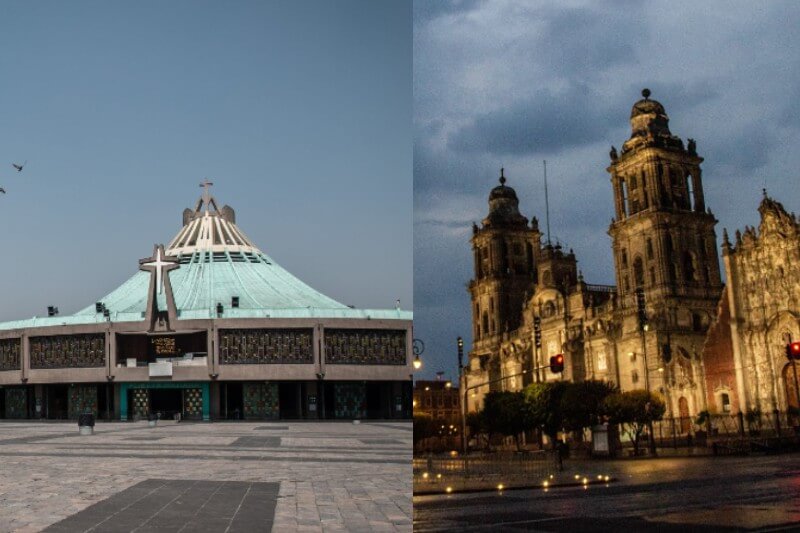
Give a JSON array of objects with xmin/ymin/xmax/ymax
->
[{"xmin": 0, "ymin": 421, "xmax": 411, "ymax": 533}]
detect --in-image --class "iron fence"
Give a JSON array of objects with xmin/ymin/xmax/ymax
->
[{"xmin": 413, "ymin": 450, "xmax": 557, "ymax": 480}]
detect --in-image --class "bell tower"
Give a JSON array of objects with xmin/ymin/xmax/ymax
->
[
  {"xmin": 607, "ymin": 89, "xmax": 723, "ymax": 417},
  {"xmin": 469, "ymin": 169, "xmax": 539, "ymax": 341}
]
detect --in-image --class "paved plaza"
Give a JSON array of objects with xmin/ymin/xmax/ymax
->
[{"xmin": 0, "ymin": 420, "xmax": 412, "ymax": 532}]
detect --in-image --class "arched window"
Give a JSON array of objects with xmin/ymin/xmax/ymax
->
[
  {"xmin": 646, "ymin": 239, "xmax": 654, "ymax": 259},
  {"xmin": 683, "ymin": 251, "xmax": 696, "ymax": 282},
  {"xmin": 686, "ymin": 173, "xmax": 695, "ymax": 211},
  {"xmin": 543, "ymin": 301, "xmax": 556, "ymax": 318},
  {"xmin": 620, "ymin": 178, "xmax": 629, "ymax": 217},
  {"xmin": 482, "ymin": 312, "xmax": 489, "ymax": 336},
  {"xmin": 633, "ymin": 256, "xmax": 645, "ymax": 287}
]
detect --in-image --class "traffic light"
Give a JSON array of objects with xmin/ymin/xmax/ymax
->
[
  {"xmin": 786, "ymin": 342, "xmax": 800, "ymax": 360},
  {"xmin": 534, "ymin": 317, "xmax": 542, "ymax": 348},
  {"xmin": 549, "ymin": 353, "xmax": 564, "ymax": 373}
]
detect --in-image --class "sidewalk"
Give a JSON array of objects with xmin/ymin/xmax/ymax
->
[{"xmin": 413, "ymin": 458, "xmax": 616, "ymax": 495}]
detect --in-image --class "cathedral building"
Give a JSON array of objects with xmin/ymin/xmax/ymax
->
[
  {"xmin": 464, "ymin": 90, "xmax": 725, "ymax": 422},
  {"xmin": 712, "ymin": 193, "xmax": 800, "ymax": 414}
]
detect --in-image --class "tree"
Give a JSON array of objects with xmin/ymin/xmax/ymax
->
[
  {"xmin": 604, "ymin": 389, "xmax": 665, "ymax": 456},
  {"xmin": 524, "ymin": 381, "xmax": 568, "ymax": 447},
  {"xmin": 560, "ymin": 380, "xmax": 617, "ymax": 433},
  {"xmin": 482, "ymin": 391, "xmax": 534, "ymax": 451},
  {"xmin": 413, "ymin": 413, "xmax": 437, "ymax": 449},
  {"xmin": 466, "ymin": 410, "xmax": 490, "ymax": 451}
]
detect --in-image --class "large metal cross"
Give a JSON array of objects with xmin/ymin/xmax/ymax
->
[
  {"xmin": 141, "ymin": 247, "xmax": 176, "ymax": 294},
  {"xmin": 200, "ymin": 179, "xmax": 214, "ymax": 210}
]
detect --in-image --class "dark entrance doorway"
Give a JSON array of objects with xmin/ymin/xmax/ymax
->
[
  {"xmin": 279, "ymin": 383, "xmax": 300, "ymax": 419},
  {"xmin": 150, "ymin": 388, "xmax": 183, "ymax": 419},
  {"xmin": 323, "ymin": 383, "xmax": 335, "ymax": 420},
  {"xmin": 47, "ymin": 384, "xmax": 69, "ymax": 419},
  {"xmin": 366, "ymin": 382, "xmax": 389, "ymax": 419},
  {"xmin": 224, "ymin": 382, "xmax": 244, "ymax": 420}
]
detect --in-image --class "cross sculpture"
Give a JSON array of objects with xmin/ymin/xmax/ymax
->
[
  {"xmin": 139, "ymin": 244, "xmax": 180, "ymax": 332},
  {"xmin": 200, "ymin": 179, "xmax": 214, "ymax": 211}
]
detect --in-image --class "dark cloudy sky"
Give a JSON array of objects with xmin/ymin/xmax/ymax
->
[
  {"xmin": 0, "ymin": 1, "xmax": 411, "ymax": 322},
  {"xmin": 414, "ymin": 0, "xmax": 800, "ymax": 381}
]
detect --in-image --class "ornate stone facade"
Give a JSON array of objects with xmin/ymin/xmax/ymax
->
[
  {"xmin": 465, "ymin": 90, "xmax": 724, "ymax": 421},
  {"xmin": 323, "ymin": 329, "xmax": 407, "ymax": 365},
  {"xmin": 29, "ymin": 334, "xmax": 106, "ymax": 369},
  {"xmin": 0, "ymin": 338, "xmax": 20, "ymax": 371},
  {"xmin": 219, "ymin": 329, "xmax": 314, "ymax": 364},
  {"xmin": 720, "ymin": 193, "xmax": 800, "ymax": 413}
]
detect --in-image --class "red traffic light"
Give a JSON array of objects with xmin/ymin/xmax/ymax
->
[
  {"xmin": 787, "ymin": 342, "xmax": 800, "ymax": 360},
  {"xmin": 549, "ymin": 353, "xmax": 564, "ymax": 373}
]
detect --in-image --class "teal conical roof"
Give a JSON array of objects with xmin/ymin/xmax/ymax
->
[{"xmin": 0, "ymin": 190, "xmax": 410, "ymax": 330}]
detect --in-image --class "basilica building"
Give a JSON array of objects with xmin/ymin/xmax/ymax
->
[
  {"xmin": 0, "ymin": 184, "xmax": 413, "ymax": 421},
  {"xmin": 465, "ymin": 90, "xmax": 727, "ymax": 422}
]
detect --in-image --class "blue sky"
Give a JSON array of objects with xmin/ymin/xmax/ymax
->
[
  {"xmin": 0, "ymin": 1, "xmax": 411, "ymax": 321},
  {"xmin": 414, "ymin": 0, "xmax": 800, "ymax": 381}
]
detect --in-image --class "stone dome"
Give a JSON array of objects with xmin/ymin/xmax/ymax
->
[
  {"xmin": 630, "ymin": 88, "xmax": 667, "ymax": 119},
  {"xmin": 483, "ymin": 169, "xmax": 527, "ymax": 228}
]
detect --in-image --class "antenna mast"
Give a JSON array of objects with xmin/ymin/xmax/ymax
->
[{"xmin": 543, "ymin": 160, "xmax": 551, "ymax": 245}]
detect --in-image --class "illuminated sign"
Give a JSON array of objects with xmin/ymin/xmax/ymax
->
[{"xmin": 150, "ymin": 336, "xmax": 178, "ymax": 357}]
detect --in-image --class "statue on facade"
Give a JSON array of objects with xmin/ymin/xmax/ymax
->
[{"xmin": 609, "ymin": 145, "xmax": 618, "ymax": 162}]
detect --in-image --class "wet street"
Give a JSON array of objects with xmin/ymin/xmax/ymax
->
[{"xmin": 414, "ymin": 453, "xmax": 800, "ymax": 531}]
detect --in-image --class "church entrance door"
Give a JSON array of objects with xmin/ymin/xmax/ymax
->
[
  {"xmin": 783, "ymin": 362, "xmax": 800, "ymax": 410},
  {"xmin": 678, "ymin": 397, "xmax": 690, "ymax": 433}
]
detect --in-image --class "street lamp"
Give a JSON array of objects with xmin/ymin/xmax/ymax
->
[{"xmin": 413, "ymin": 355, "xmax": 422, "ymax": 370}]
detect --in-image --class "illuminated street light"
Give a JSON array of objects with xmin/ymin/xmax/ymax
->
[{"xmin": 413, "ymin": 354, "xmax": 423, "ymax": 370}]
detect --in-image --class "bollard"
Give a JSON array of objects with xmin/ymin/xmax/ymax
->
[{"xmin": 78, "ymin": 413, "xmax": 95, "ymax": 435}]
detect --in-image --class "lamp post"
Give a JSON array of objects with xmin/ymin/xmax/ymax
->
[{"xmin": 457, "ymin": 336, "xmax": 464, "ymax": 451}]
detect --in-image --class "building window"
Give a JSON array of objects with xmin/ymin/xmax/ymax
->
[
  {"xmin": 646, "ymin": 239, "xmax": 653, "ymax": 259},
  {"xmin": 683, "ymin": 251, "xmax": 696, "ymax": 282},
  {"xmin": 633, "ymin": 257, "xmax": 644, "ymax": 287},
  {"xmin": 650, "ymin": 267, "xmax": 656, "ymax": 285},
  {"xmin": 621, "ymin": 249, "xmax": 628, "ymax": 267},
  {"xmin": 720, "ymin": 393, "xmax": 731, "ymax": 413}
]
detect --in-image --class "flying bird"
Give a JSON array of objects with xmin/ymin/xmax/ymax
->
[
  {"xmin": 12, "ymin": 160, "xmax": 26, "ymax": 172},
  {"xmin": 0, "ymin": 187, "xmax": 5, "ymax": 194}
]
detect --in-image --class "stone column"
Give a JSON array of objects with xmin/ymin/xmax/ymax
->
[
  {"xmin": 692, "ymin": 166, "xmax": 705, "ymax": 212},
  {"xmin": 723, "ymin": 253, "xmax": 748, "ymax": 413}
]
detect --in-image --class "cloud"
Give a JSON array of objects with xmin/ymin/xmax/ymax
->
[
  {"xmin": 412, "ymin": 0, "xmax": 483, "ymax": 24},
  {"xmin": 448, "ymin": 84, "xmax": 617, "ymax": 156},
  {"xmin": 413, "ymin": 0, "xmax": 800, "ymax": 380}
]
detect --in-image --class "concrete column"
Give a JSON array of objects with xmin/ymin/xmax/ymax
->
[
  {"xmin": 314, "ymin": 324, "xmax": 323, "ymax": 377},
  {"xmin": 21, "ymin": 333, "xmax": 29, "ymax": 382},
  {"xmin": 207, "ymin": 326, "xmax": 217, "ymax": 376}
]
